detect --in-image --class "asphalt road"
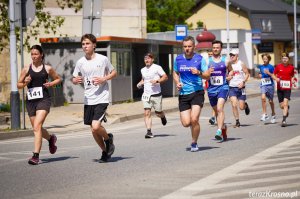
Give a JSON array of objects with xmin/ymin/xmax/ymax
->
[{"xmin": 0, "ymin": 92, "xmax": 299, "ymax": 199}]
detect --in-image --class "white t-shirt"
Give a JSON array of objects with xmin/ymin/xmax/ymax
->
[
  {"xmin": 229, "ymin": 60, "xmax": 245, "ymax": 87},
  {"xmin": 73, "ymin": 53, "xmax": 114, "ymax": 105},
  {"xmin": 141, "ymin": 64, "xmax": 166, "ymax": 95}
]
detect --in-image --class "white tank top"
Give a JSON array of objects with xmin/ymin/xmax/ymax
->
[{"xmin": 229, "ymin": 60, "xmax": 245, "ymax": 87}]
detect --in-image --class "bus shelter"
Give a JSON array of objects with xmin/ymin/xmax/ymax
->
[{"xmin": 40, "ymin": 36, "xmax": 182, "ymax": 105}]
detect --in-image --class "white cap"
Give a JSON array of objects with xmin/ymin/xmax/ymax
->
[{"xmin": 229, "ymin": 49, "xmax": 239, "ymax": 55}]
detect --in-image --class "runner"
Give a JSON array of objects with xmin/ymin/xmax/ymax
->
[
  {"xmin": 137, "ymin": 52, "xmax": 168, "ymax": 138},
  {"xmin": 173, "ymin": 36, "xmax": 211, "ymax": 152},
  {"xmin": 17, "ymin": 45, "xmax": 61, "ymax": 165},
  {"xmin": 205, "ymin": 40, "xmax": 230, "ymax": 141},
  {"xmin": 257, "ymin": 53, "xmax": 276, "ymax": 123},
  {"xmin": 72, "ymin": 34, "xmax": 116, "ymax": 162},
  {"xmin": 228, "ymin": 49, "xmax": 250, "ymax": 128},
  {"xmin": 267, "ymin": 52, "xmax": 295, "ymax": 127}
]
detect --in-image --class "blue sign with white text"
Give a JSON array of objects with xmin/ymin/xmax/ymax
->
[{"xmin": 175, "ymin": 25, "xmax": 188, "ymax": 41}]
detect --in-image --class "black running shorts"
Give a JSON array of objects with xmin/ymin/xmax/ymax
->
[
  {"xmin": 26, "ymin": 97, "xmax": 51, "ymax": 117},
  {"xmin": 178, "ymin": 90, "xmax": 205, "ymax": 112},
  {"xmin": 84, "ymin": 103, "xmax": 108, "ymax": 125},
  {"xmin": 277, "ymin": 89, "xmax": 291, "ymax": 103}
]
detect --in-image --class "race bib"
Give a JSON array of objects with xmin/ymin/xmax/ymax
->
[
  {"xmin": 84, "ymin": 77, "xmax": 98, "ymax": 89},
  {"xmin": 280, "ymin": 80, "xmax": 291, "ymax": 89},
  {"xmin": 261, "ymin": 77, "xmax": 272, "ymax": 86},
  {"xmin": 142, "ymin": 93, "xmax": 151, "ymax": 102},
  {"xmin": 27, "ymin": 87, "xmax": 43, "ymax": 100},
  {"xmin": 241, "ymin": 88, "xmax": 246, "ymax": 95},
  {"xmin": 210, "ymin": 76, "xmax": 223, "ymax": 86}
]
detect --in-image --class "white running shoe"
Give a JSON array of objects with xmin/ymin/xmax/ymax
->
[
  {"xmin": 260, "ymin": 114, "xmax": 269, "ymax": 121},
  {"xmin": 271, "ymin": 115, "xmax": 276, "ymax": 124}
]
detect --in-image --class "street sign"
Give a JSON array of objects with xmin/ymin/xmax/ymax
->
[
  {"xmin": 175, "ymin": 25, "xmax": 188, "ymax": 41},
  {"xmin": 252, "ymin": 29, "xmax": 261, "ymax": 44},
  {"xmin": 15, "ymin": 0, "xmax": 36, "ymax": 28}
]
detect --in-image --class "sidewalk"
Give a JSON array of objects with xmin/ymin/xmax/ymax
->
[{"xmin": 0, "ymin": 78, "xmax": 262, "ymax": 140}]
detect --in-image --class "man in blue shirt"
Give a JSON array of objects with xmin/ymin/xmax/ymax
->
[
  {"xmin": 257, "ymin": 53, "xmax": 276, "ymax": 123},
  {"xmin": 173, "ymin": 36, "xmax": 211, "ymax": 152},
  {"xmin": 205, "ymin": 40, "xmax": 231, "ymax": 142}
]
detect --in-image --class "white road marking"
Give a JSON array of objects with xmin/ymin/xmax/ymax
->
[{"xmin": 161, "ymin": 135, "xmax": 300, "ymax": 199}]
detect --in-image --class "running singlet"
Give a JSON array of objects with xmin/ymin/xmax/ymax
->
[
  {"xmin": 258, "ymin": 64, "xmax": 274, "ymax": 86},
  {"xmin": 207, "ymin": 56, "xmax": 228, "ymax": 94},
  {"xmin": 26, "ymin": 64, "xmax": 50, "ymax": 100},
  {"xmin": 274, "ymin": 63, "xmax": 295, "ymax": 90},
  {"xmin": 229, "ymin": 60, "xmax": 245, "ymax": 87},
  {"xmin": 174, "ymin": 54, "xmax": 207, "ymax": 95}
]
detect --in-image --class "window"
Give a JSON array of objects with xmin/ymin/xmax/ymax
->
[
  {"xmin": 261, "ymin": 19, "xmax": 272, "ymax": 32},
  {"xmin": 111, "ymin": 51, "xmax": 131, "ymax": 76}
]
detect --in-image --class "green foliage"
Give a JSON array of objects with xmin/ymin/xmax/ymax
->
[
  {"xmin": 196, "ymin": 20, "xmax": 204, "ymax": 28},
  {"xmin": 281, "ymin": 0, "xmax": 300, "ymax": 5},
  {"xmin": 0, "ymin": 103, "xmax": 10, "ymax": 112},
  {"xmin": 0, "ymin": 0, "xmax": 82, "ymax": 52},
  {"xmin": 146, "ymin": 0, "xmax": 196, "ymax": 33}
]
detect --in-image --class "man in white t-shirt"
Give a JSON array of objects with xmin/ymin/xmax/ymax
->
[
  {"xmin": 228, "ymin": 49, "xmax": 250, "ymax": 128},
  {"xmin": 137, "ymin": 53, "xmax": 168, "ymax": 138},
  {"xmin": 72, "ymin": 34, "xmax": 117, "ymax": 162}
]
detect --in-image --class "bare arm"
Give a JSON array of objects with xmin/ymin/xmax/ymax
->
[
  {"xmin": 45, "ymin": 65, "xmax": 62, "ymax": 88},
  {"xmin": 17, "ymin": 66, "xmax": 30, "ymax": 89},
  {"xmin": 173, "ymin": 71, "xmax": 182, "ymax": 91}
]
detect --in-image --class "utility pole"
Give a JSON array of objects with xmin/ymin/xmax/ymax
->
[
  {"xmin": 9, "ymin": 0, "xmax": 21, "ymax": 129},
  {"xmin": 294, "ymin": 0, "xmax": 298, "ymax": 70},
  {"xmin": 226, "ymin": 0, "xmax": 230, "ymax": 55}
]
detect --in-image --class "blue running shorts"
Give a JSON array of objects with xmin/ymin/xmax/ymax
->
[
  {"xmin": 208, "ymin": 88, "xmax": 229, "ymax": 107},
  {"xmin": 228, "ymin": 87, "xmax": 247, "ymax": 101}
]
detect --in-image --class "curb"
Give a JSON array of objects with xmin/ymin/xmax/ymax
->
[{"xmin": 0, "ymin": 92, "xmax": 262, "ymax": 140}]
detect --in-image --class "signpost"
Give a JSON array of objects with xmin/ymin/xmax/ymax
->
[{"xmin": 175, "ymin": 25, "xmax": 188, "ymax": 41}]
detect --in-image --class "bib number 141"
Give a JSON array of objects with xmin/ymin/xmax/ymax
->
[{"xmin": 27, "ymin": 87, "xmax": 43, "ymax": 100}]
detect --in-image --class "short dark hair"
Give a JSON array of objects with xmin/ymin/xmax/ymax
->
[
  {"xmin": 31, "ymin": 45, "xmax": 44, "ymax": 60},
  {"xmin": 183, "ymin": 36, "xmax": 195, "ymax": 45},
  {"xmin": 144, "ymin": 52, "xmax": 154, "ymax": 59},
  {"xmin": 81, "ymin": 34, "xmax": 97, "ymax": 44},
  {"xmin": 261, "ymin": 53, "xmax": 271, "ymax": 61},
  {"xmin": 212, "ymin": 40, "xmax": 223, "ymax": 48}
]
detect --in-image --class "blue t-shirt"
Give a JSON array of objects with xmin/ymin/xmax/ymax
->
[
  {"xmin": 257, "ymin": 64, "xmax": 274, "ymax": 86},
  {"xmin": 174, "ymin": 53, "xmax": 207, "ymax": 95},
  {"xmin": 206, "ymin": 56, "xmax": 229, "ymax": 95}
]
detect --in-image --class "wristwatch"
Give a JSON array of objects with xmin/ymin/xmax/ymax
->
[{"xmin": 198, "ymin": 70, "xmax": 202, "ymax": 76}]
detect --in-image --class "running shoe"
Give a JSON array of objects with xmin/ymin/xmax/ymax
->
[
  {"xmin": 245, "ymin": 102, "xmax": 250, "ymax": 115},
  {"xmin": 222, "ymin": 125, "xmax": 227, "ymax": 141},
  {"xmin": 49, "ymin": 134, "xmax": 57, "ymax": 154},
  {"xmin": 215, "ymin": 129, "xmax": 222, "ymax": 141},
  {"xmin": 99, "ymin": 151, "xmax": 110, "ymax": 163},
  {"xmin": 281, "ymin": 121, "xmax": 287, "ymax": 127},
  {"xmin": 209, "ymin": 117, "xmax": 216, "ymax": 125},
  {"xmin": 161, "ymin": 116, "xmax": 167, "ymax": 126},
  {"xmin": 260, "ymin": 114, "xmax": 269, "ymax": 121},
  {"xmin": 190, "ymin": 143, "xmax": 199, "ymax": 152},
  {"xmin": 270, "ymin": 115, "xmax": 276, "ymax": 124},
  {"xmin": 234, "ymin": 120, "xmax": 241, "ymax": 128},
  {"xmin": 105, "ymin": 133, "xmax": 115, "ymax": 156},
  {"xmin": 28, "ymin": 156, "xmax": 39, "ymax": 165},
  {"xmin": 145, "ymin": 131, "xmax": 154, "ymax": 138}
]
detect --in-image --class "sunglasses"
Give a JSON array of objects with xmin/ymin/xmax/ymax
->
[{"xmin": 229, "ymin": 54, "xmax": 236, "ymax": 57}]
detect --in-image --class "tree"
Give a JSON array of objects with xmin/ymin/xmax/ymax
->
[
  {"xmin": 0, "ymin": 0, "xmax": 82, "ymax": 52},
  {"xmin": 146, "ymin": 0, "xmax": 196, "ymax": 33},
  {"xmin": 282, "ymin": 0, "xmax": 300, "ymax": 5}
]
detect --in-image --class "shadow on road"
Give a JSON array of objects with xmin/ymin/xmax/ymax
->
[{"xmin": 41, "ymin": 156, "xmax": 79, "ymax": 164}]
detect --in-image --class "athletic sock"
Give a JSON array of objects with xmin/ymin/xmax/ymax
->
[
  {"xmin": 147, "ymin": 129, "xmax": 151, "ymax": 133},
  {"xmin": 33, "ymin": 153, "xmax": 39, "ymax": 158},
  {"xmin": 283, "ymin": 116, "xmax": 287, "ymax": 121}
]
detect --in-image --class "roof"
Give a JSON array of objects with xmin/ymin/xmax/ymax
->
[
  {"xmin": 193, "ymin": 0, "xmax": 298, "ymax": 41},
  {"xmin": 195, "ymin": 0, "xmax": 300, "ymax": 14}
]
